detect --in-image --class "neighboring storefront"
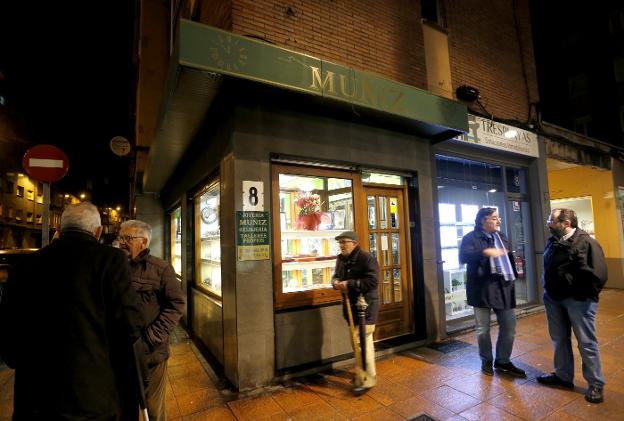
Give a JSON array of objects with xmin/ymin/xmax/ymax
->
[
  {"xmin": 542, "ymin": 122, "xmax": 624, "ymax": 289},
  {"xmin": 138, "ymin": 20, "xmax": 468, "ymax": 390},
  {"xmin": 433, "ymin": 114, "xmax": 551, "ymax": 333}
]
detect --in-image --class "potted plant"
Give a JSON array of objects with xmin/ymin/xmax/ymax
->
[{"xmin": 296, "ymin": 193, "xmax": 323, "ymax": 230}]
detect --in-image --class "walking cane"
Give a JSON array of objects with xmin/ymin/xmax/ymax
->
[
  {"xmin": 356, "ymin": 294, "xmax": 368, "ymax": 372},
  {"xmin": 343, "ymin": 292, "xmax": 364, "ymax": 380},
  {"xmin": 132, "ymin": 340, "xmax": 150, "ymax": 421}
]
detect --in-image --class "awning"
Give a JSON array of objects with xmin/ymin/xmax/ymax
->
[{"xmin": 143, "ymin": 19, "xmax": 468, "ymax": 192}]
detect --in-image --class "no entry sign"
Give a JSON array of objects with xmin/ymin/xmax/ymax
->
[{"xmin": 22, "ymin": 144, "xmax": 70, "ymax": 182}]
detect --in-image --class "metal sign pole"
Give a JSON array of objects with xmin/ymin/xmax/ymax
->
[{"xmin": 42, "ymin": 182, "xmax": 50, "ymax": 247}]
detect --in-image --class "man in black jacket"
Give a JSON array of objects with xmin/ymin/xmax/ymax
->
[
  {"xmin": 538, "ymin": 208, "xmax": 608, "ymax": 404},
  {"xmin": 0, "ymin": 202, "xmax": 144, "ymax": 421},
  {"xmin": 119, "ymin": 220, "xmax": 185, "ymax": 421},
  {"xmin": 331, "ymin": 231, "xmax": 379, "ymax": 395}
]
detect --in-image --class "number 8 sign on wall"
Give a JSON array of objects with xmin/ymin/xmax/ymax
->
[{"xmin": 242, "ymin": 181, "xmax": 264, "ymax": 211}]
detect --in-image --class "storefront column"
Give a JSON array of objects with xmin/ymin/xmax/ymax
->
[
  {"xmin": 222, "ymin": 156, "xmax": 275, "ymax": 390},
  {"xmin": 136, "ymin": 192, "xmax": 165, "ymax": 258}
]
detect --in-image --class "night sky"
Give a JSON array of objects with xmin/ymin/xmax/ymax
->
[{"xmin": 0, "ymin": 2, "xmax": 136, "ymax": 207}]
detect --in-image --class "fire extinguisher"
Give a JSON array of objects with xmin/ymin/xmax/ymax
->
[{"xmin": 515, "ymin": 256, "xmax": 524, "ymax": 278}]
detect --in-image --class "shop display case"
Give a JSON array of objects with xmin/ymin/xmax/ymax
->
[
  {"xmin": 169, "ymin": 207, "xmax": 182, "ymax": 277},
  {"xmin": 281, "ymin": 230, "xmax": 343, "ymax": 293},
  {"xmin": 195, "ymin": 181, "xmax": 222, "ymax": 297},
  {"xmin": 273, "ymin": 165, "xmax": 357, "ymax": 308}
]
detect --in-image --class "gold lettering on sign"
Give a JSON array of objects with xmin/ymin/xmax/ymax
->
[
  {"xmin": 309, "ymin": 66, "xmax": 407, "ymax": 115},
  {"xmin": 360, "ymin": 78, "xmax": 379, "ymax": 107},
  {"xmin": 339, "ymin": 74, "xmax": 358, "ymax": 99},
  {"xmin": 309, "ymin": 67, "xmax": 336, "ymax": 94}
]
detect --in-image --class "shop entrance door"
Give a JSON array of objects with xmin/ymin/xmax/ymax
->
[{"xmin": 365, "ymin": 187, "xmax": 412, "ymax": 340}]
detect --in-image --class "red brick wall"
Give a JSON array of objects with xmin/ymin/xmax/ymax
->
[
  {"xmin": 229, "ymin": 0, "xmax": 428, "ymax": 90},
  {"xmin": 446, "ymin": 0, "xmax": 539, "ymax": 123},
  {"xmin": 197, "ymin": 0, "xmax": 233, "ymax": 30}
]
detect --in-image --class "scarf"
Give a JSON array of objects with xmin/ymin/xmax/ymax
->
[{"xmin": 489, "ymin": 232, "xmax": 515, "ymax": 281}]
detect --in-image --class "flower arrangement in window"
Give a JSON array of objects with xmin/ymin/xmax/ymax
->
[
  {"xmin": 296, "ymin": 193, "xmax": 323, "ymax": 230},
  {"xmin": 296, "ymin": 193, "xmax": 322, "ymax": 216}
]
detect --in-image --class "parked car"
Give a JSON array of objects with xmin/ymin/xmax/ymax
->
[{"xmin": 0, "ymin": 248, "xmax": 38, "ymax": 294}]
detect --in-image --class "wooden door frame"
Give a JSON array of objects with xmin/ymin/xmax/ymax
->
[{"xmin": 363, "ymin": 183, "xmax": 414, "ymax": 339}]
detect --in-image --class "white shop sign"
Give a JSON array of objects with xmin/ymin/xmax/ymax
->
[
  {"xmin": 454, "ymin": 114, "xmax": 539, "ymax": 158},
  {"xmin": 242, "ymin": 180, "xmax": 264, "ymax": 211}
]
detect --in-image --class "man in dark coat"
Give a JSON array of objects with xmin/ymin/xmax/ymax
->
[
  {"xmin": 459, "ymin": 207, "xmax": 525, "ymax": 378},
  {"xmin": 538, "ymin": 208, "xmax": 608, "ymax": 404},
  {"xmin": 119, "ymin": 220, "xmax": 186, "ymax": 421},
  {"xmin": 331, "ymin": 230, "xmax": 379, "ymax": 395},
  {"xmin": 0, "ymin": 202, "xmax": 144, "ymax": 421}
]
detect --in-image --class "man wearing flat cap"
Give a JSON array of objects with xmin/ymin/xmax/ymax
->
[{"xmin": 332, "ymin": 230, "xmax": 379, "ymax": 394}]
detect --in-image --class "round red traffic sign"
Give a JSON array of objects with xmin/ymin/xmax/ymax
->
[{"xmin": 22, "ymin": 144, "xmax": 70, "ymax": 182}]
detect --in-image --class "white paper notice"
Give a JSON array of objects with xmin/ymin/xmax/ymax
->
[{"xmin": 381, "ymin": 234, "xmax": 389, "ymax": 251}]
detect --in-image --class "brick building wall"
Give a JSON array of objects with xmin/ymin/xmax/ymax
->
[
  {"xmin": 228, "ymin": 0, "xmax": 428, "ymax": 90},
  {"xmin": 446, "ymin": 0, "xmax": 539, "ymax": 123}
]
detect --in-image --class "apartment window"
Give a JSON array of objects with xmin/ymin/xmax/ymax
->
[
  {"xmin": 568, "ymin": 73, "xmax": 589, "ymax": 98},
  {"xmin": 574, "ymin": 115, "xmax": 592, "ymax": 136},
  {"xmin": 26, "ymin": 190, "xmax": 34, "ymax": 201},
  {"xmin": 15, "ymin": 209, "xmax": 23, "ymax": 222},
  {"xmin": 17, "ymin": 186, "xmax": 24, "ymax": 197},
  {"xmin": 421, "ymin": 0, "xmax": 440, "ymax": 23},
  {"xmin": 609, "ymin": 9, "xmax": 624, "ymax": 34},
  {"xmin": 27, "ymin": 212, "xmax": 33, "ymax": 223},
  {"xmin": 36, "ymin": 214, "xmax": 42, "ymax": 224},
  {"xmin": 6, "ymin": 181, "xmax": 14, "ymax": 196},
  {"xmin": 7, "ymin": 207, "xmax": 14, "ymax": 219},
  {"xmin": 614, "ymin": 57, "xmax": 624, "ymax": 83}
]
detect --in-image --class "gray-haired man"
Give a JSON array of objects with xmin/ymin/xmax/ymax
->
[
  {"xmin": 0, "ymin": 202, "xmax": 144, "ymax": 420},
  {"xmin": 119, "ymin": 220, "xmax": 185, "ymax": 421}
]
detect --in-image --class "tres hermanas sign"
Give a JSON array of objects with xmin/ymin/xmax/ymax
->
[{"xmin": 454, "ymin": 114, "xmax": 539, "ymax": 158}]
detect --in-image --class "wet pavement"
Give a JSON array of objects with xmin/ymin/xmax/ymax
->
[{"xmin": 2, "ymin": 289, "xmax": 624, "ymax": 420}]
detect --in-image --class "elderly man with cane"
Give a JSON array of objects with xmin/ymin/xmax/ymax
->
[{"xmin": 332, "ymin": 231, "xmax": 379, "ymax": 395}]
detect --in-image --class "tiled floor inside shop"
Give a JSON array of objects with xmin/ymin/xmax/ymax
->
[{"xmin": 2, "ymin": 289, "xmax": 624, "ymax": 420}]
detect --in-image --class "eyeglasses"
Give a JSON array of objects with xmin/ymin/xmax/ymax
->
[
  {"xmin": 117, "ymin": 235, "xmax": 145, "ymax": 243},
  {"xmin": 337, "ymin": 240, "xmax": 355, "ymax": 245}
]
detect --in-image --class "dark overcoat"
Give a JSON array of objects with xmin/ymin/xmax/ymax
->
[
  {"xmin": 459, "ymin": 229, "xmax": 518, "ymax": 310},
  {"xmin": 333, "ymin": 246, "xmax": 380, "ymax": 325},
  {"xmin": 0, "ymin": 230, "xmax": 144, "ymax": 421}
]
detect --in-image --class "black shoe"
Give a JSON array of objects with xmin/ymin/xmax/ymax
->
[
  {"xmin": 585, "ymin": 384, "xmax": 604, "ymax": 403},
  {"xmin": 536, "ymin": 373, "xmax": 574, "ymax": 389},
  {"xmin": 481, "ymin": 361, "xmax": 494, "ymax": 376},
  {"xmin": 494, "ymin": 361, "xmax": 527, "ymax": 378},
  {"xmin": 352, "ymin": 385, "xmax": 371, "ymax": 396}
]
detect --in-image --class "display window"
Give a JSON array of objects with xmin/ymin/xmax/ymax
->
[
  {"xmin": 272, "ymin": 165, "xmax": 362, "ymax": 308},
  {"xmin": 169, "ymin": 206, "xmax": 182, "ymax": 277},
  {"xmin": 436, "ymin": 154, "xmax": 536, "ymax": 324},
  {"xmin": 194, "ymin": 180, "xmax": 222, "ymax": 298}
]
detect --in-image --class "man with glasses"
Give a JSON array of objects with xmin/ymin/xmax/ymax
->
[
  {"xmin": 538, "ymin": 208, "xmax": 608, "ymax": 403},
  {"xmin": 460, "ymin": 207, "xmax": 525, "ymax": 378},
  {"xmin": 331, "ymin": 230, "xmax": 379, "ymax": 395},
  {"xmin": 119, "ymin": 220, "xmax": 186, "ymax": 420}
]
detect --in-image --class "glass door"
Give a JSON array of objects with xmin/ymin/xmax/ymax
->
[{"xmin": 365, "ymin": 186, "xmax": 412, "ymax": 339}]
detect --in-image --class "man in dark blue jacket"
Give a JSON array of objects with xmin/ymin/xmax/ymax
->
[
  {"xmin": 332, "ymin": 230, "xmax": 379, "ymax": 395},
  {"xmin": 538, "ymin": 208, "xmax": 608, "ymax": 404},
  {"xmin": 0, "ymin": 202, "xmax": 144, "ymax": 421},
  {"xmin": 459, "ymin": 207, "xmax": 525, "ymax": 378}
]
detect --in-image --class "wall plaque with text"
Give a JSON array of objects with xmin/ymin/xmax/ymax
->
[{"xmin": 236, "ymin": 211, "xmax": 270, "ymax": 261}]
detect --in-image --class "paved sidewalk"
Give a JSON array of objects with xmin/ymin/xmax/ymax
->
[{"xmin": 2, "ymin": 289, "xmax": 624, "ymax": 420}]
